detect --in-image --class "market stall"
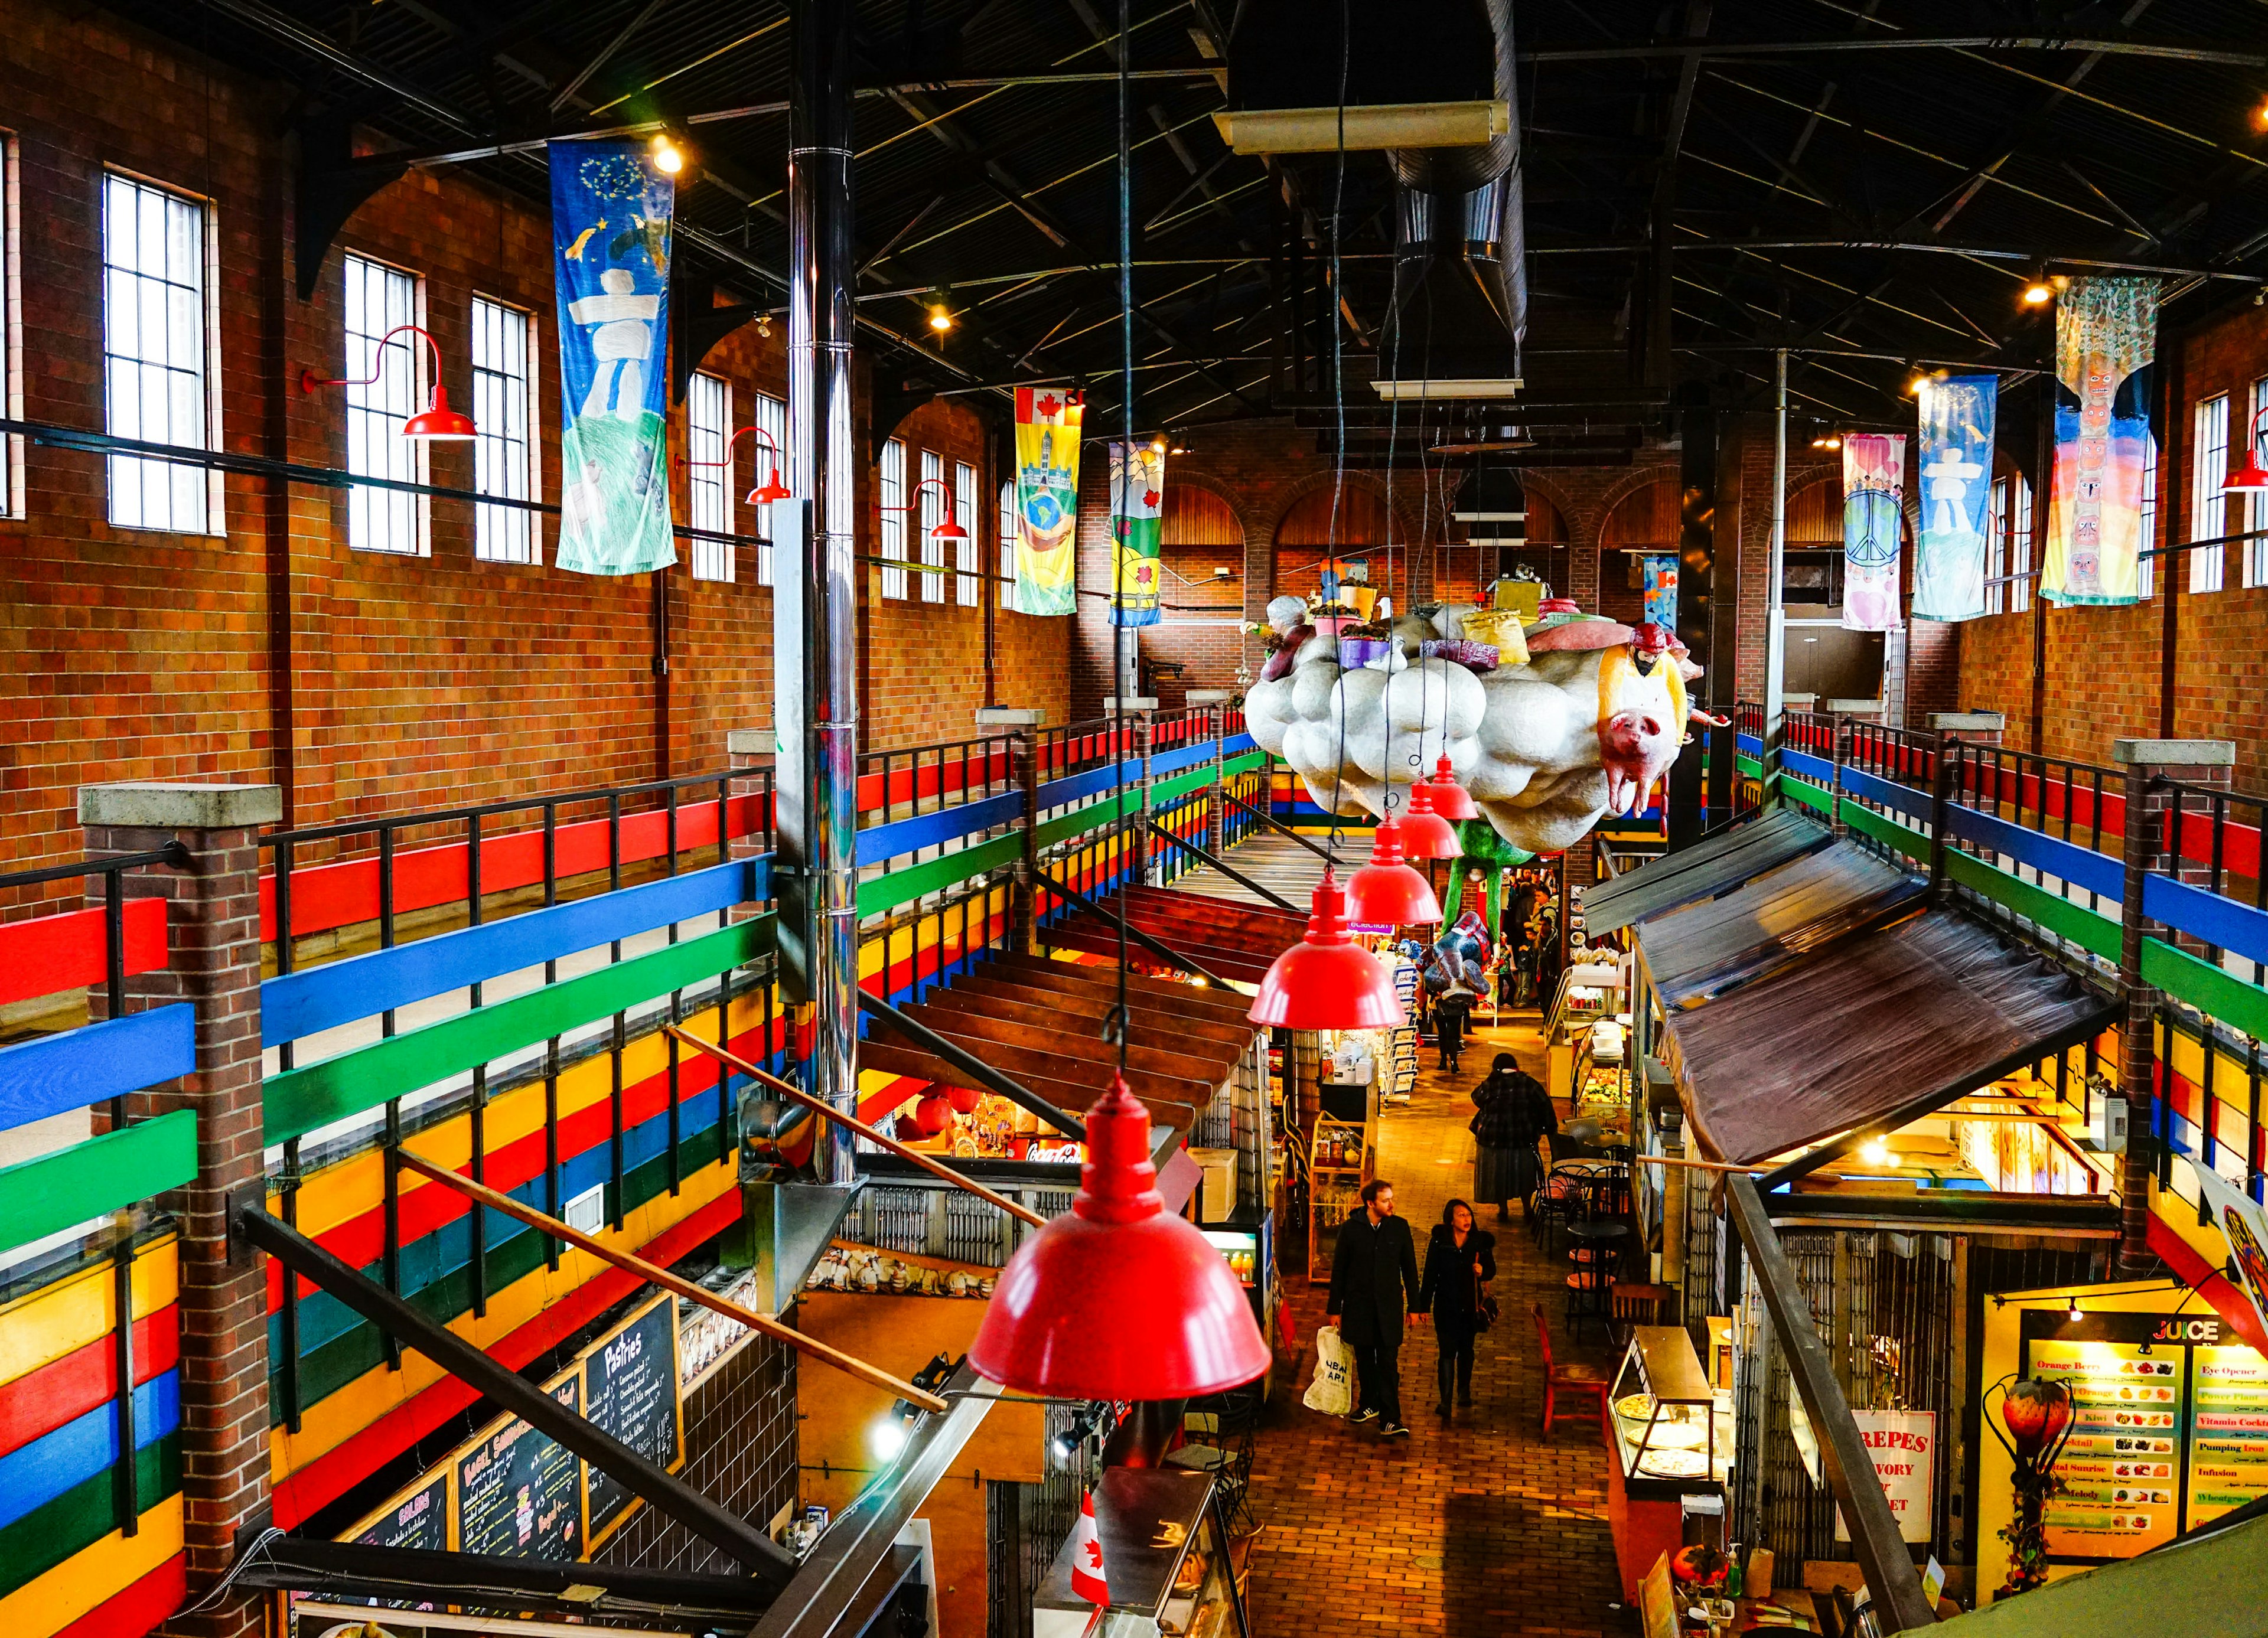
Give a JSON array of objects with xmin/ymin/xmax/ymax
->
[
  {"xmin": 1032, "ymin": 1469, "xmax": 1249, "ymax": 1638},
  {"xmin": 1605, "ymin": 1325, "xmax": 1734, "ymax": 1603}
]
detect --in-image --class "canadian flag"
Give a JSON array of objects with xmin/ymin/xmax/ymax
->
[{"xmin": 1068, "ymin": 1488, "xmax": 1110, "ymax": 1606}]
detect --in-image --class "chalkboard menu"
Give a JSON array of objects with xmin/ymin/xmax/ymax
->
[
  {"xmin": 584, "ymin": 1295, "xmax": 683, "ymax": 1546},
  {"xmin": 345, "ymin": 1467, "xmax": 451, "ymax": 1552},
  {"xmin": 454, "ymin": 1372, "xmax": 584, "ymax": 1561}
]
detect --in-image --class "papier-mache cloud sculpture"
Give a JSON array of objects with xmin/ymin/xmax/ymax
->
[{"xmin": 1246, "ymin": 595, "xmax": 1719, "ymax": 856}]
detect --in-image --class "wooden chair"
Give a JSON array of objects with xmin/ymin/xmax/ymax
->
[
  {"xmin": 1609, "ymin": 1280, "xmax": 1673, "ymax": 1343},
  {"xmin": 1531, "ymin": 1301, "xmax": 1610, "ymax": 1436}
]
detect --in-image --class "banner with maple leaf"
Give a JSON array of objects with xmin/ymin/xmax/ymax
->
[
  {"xmin": 1108, "ymin": 442, "xmax": 1165, "ymax": 628},
  {"xmin": 1011, "ymin": 387, "xmax": 1081, "ymax": 615}
]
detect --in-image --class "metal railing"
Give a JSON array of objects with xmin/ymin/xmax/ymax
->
[{"xmin": 858, "ymin": 733, "xmax": 1018, "ymax": 826}]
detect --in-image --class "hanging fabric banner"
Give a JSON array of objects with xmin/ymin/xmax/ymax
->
[
  {"xmin": 1640, "ymin": 553, "xmax": 1678, "ymax": 631},
  {"xmin": 2191, "ymin": 1163, "xmax": 2268, "ymax": 1349},
  {"xmin": 551, "ymin": 142, "xmax": 676, "ymax": 576},
  {"xmin": 1011, "ymin": 387, "xmax": 1081, "ymax": 615},
  {"xmin": 2043, "ymin": 276, "xmax": 2158, "ymax": 606},
  {"xmin": 1108, "ymin": 442, "xmax": 1165, "ymax": 627},
  {"xmin": 1912, "ymin": 373, "xmax": 1998, "ymax": 621},
  {"xmin": 1842, "ymin": 433, "xmax": 1906, "ymax": 631}
]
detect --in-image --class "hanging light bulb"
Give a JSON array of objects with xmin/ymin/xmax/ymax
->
[
  {"xmin": 1249, "ymin": 870, "xmax": 1406, "ymax": 1030},
  {"xmin": 1418, "ymin": 753, "xmax": 1478, "ymax": 820},
  {"xmin": 650, "ymin": 133, "xmax": 685, "ymax": 175},
  {"xmin": 1344, "ymin": 815, "xmax": 1442, "ymax": 928},
  {"xmin": 1399, "ymin": 780, "xmax": 1461, "ymax": 859},
  {"xmin": 2022, "ymin": 278, "xmax": 2054, "ymax": 306},
  {"xmin": 968, "ymin": 1075, "xmax": 1272, "ymax": 1398}
]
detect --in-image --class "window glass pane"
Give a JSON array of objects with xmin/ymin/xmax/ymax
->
[
  {"xmin": 2191, "ymin": 395, "xmax": 2228, "ymax": 593},
  {"xmin": 688, "ymin": 373, "xmax": 731, "ymax": 581},
  {"xmin": 752, "ymin": 391, "xmax": 786, "ymax": 586},
  {"xmin": 880, "ymin": 439, "xmax": 907, "ymax": 599},
  {"xmin": 102, "ymin": 173, "xmax": 208, "ymax": 532},
  {"xmin": 919, "ymin": 449, "xmax": 946, "ymax": 602},
  {"xmin": 471, "ymin": 296, "xmax": 535, "ymax": 564},
  {"xmin": 344, "ymin": 254, "xmax": 422, "ymax": 554},
  {"xmin": 954, "ymin": 460, "xmax": 979, "ymax": 606},
  {"xmin": 2008, "ymin": 477, "xmax": 2032, "ymax": 615},
  {"xmin": 2138, "ymin": 434, "xmax": 2158, "ymax": 599}
]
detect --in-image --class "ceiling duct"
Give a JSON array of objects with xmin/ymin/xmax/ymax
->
[{"xmin": 1227, "ymin": 0, "xmax": 1527, "ymax": 400}]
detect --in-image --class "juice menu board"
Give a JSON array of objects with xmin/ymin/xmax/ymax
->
[
  {"xmin": 2187, "ymin": 1345, "xmax": 2268, "ymax": 1526},
  {"xmin": 455, "ymin": 1372, "xmax": 584, "ymax": 1561},
  {"xmin": 344, "ymin": 1467, "xmax": 451, "ymax": 1552},
  {"xmin": 2021, "ymin": 1309, "xmax": 2268, "ymax": 1564},
  {"xmin": 2025, "ymin": 1329, "xmax": 2184, "ymax": 1557},
  {"xmin": 584, "ymin": 1296, "xmax": 682, "ymax": 1546}
]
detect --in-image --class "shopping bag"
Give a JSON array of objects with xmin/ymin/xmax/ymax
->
[{"xmin": 1302, "ymin": 1324, "xmax": 1352, "ymax": 1417}]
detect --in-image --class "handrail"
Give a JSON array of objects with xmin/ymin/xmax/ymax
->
[
  {"xmin": 1034, "ymin": 863, "xmax": 1231, "ymax": 988},
  {"xmin": 1145, "ymin": 819, "xmax": 1301, "ymax": 912},
  {"xmin": 1222, "ymin": 792, "xmax": 1339, "ymax": 862},
  {"xmin": 855, "ymin": 988, "xmax": 1088, "ymax": 1140},
  {"xmin": 663, "ymin": 1025, "xmax": 1045, "ymax": 1227},
  {"xmin": 0, "ymin": 840, "xmax": 190, "ymax": 892}
]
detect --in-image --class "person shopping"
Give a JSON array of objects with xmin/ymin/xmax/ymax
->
[
  {"xmin": 1326, "ymin": 1178, "xmax": 1422, "ymax": 1438},
  {"xmin": 1417, "ymin": 1199, "xmax": 1497, "ymax": 1417},
  {"xmin": 1469, "ymin": 1051, "xmax": 1558, "ymax": 1222},
  {"xmin": 1433, "ymin": 984, "xmax": 1475, "ymax": 1073}
]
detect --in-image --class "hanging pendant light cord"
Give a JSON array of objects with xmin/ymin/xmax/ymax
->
[
  {"xmin": 1111, "ymin": 0, "xmax": 1135, "ymax": 1072},
  {"xmin": 1324, "ymin": 0, "xmax": 1352, "ymax": 873}
]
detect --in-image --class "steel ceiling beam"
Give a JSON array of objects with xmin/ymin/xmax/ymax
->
[{"xmin": 1520, "ymin": 34, "xmax": 2268, "ymax": 67}]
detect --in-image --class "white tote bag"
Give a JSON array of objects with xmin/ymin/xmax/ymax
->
[{"xmin": 1302, "ymin": 1323, "xmax": 1353, "ymax": 1417}]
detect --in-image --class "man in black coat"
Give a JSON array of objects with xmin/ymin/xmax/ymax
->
[{"xmin": 1326, "ymin": 1177, "xmax": 1422, "ymax": 1437}]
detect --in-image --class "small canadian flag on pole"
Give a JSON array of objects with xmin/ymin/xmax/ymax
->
[{"xmin": 1068, "ymin": 1487, "xmax": 1111, "ymax": 1606}]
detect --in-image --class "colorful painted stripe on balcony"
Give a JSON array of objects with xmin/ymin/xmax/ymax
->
[{"xmin": 0, "ymin": 896, "xmax": 167, "ymax": 1009}]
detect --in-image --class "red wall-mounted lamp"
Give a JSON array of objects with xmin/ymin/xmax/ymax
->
[
  {"xmin": 301, "ymin": 324, "xmax": 475, "ymax": 441},
  {"xmin": 684, "ymin": 425, "xmax": 793, "ymax": 506},
  {"xmin": 879, "ymin": 476, "xmax": 969, "ymax": 541},
  {"xmin": 2227, "ymin": 403, "xmax": 2268, "ymax": 495}
]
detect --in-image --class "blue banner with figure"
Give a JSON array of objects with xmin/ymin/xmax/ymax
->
[
  {"xmin": 551, "ymin": 142, "xmax": 675, "ymax": 576},
  {"xmin": 1640, "ymin": 553, "xmax": 1677, "ymax": 631},
  {"xmin": 1912, "ymin": 373, "xmax": 1997, "ymax": 621}
]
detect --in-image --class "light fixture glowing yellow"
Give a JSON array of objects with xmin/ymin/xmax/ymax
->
[
  {"xmin": 2022, "ymin": 280, "xmax": 2053, "ymax": 306},
  {"xmin": 650, "ymin": 134, "xmax": 685, "ymax": 175},
  {"xmin": 1907, "ymin": 372, "xmax": 1928, "ymax": 396},
  {"xmin": 1860, "ymin": 1138, "xmax": 1894, "ymax": 1168},
  {"xmin": 928, "ymin": 304, "xmax": 953, "ymax": 332}
]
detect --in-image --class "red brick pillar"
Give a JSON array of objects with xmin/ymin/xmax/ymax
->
[
  {"xmin": 2110, "ymin": 739, "xmax": 2234, "ymax": 1274},
  {"xmin": 80, "ymin": 782, "xmax": 280, "ymax": 1638},
  {"xmin": 977, "ymin": 707, "xmax": 1047, "ymax": 951},
  {"xmin": 1190, "ymin": 691, "xmax": 1231, "ymax": 854},
  {"xmin": 1106, "ymin": 696, "xmax": 1159, "ymax": 885}
]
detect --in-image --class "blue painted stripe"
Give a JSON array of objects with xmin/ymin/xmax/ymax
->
[
  {"xmin": 1036, "ymin": 759, "xmax": 1146, "ymax": 810},
  {"xmin": 1946, "ymin": 805, "xmax": 2124, "ymax": 900},
  {"xmin": 1221, "ymin": 733, "xmax": 1257, "ymax": 756},
  {"xmin": 0, "ymin": 1006, "xmax": 196, "ymax": 1132},
  {"xmin": 262, "ymin": 857, "xmax": 767, "ymax": 1046},
  {"xmin": 286, "ymin": 1084, "xmax": 726, "ymax": 1357},
  {"xmin": 1149, "ymin": 741, "xmax": 1219, "ymax": 778},
  {"xmin": 861, "ymin": 790, "xmax": 1025, "ymax": 862},
  {"xmin": 1840, "ymin": 765, "xmax": 1934, "ymax": 823},
  {"xmin": 1736, "ymin": 733, "xmax": 1763, "ymax": 758},
  {"xmin": 1780, "ymin": 748, "xmax": 1835, "ymax": 784},
  {"xmin": 0, "ymin": 1370, "xmax": 178, "ymax": 1528},
  {"xmin": 2144, "ymin": 873, "xmax": 2268, "ymax": 970}
]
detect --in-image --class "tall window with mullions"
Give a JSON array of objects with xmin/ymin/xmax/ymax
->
[
  {"xmin": 471, "ymin": 296, "xmax": 536, "ymax": 564},
  {"xmin": 920, "ymin": 448, "xmax": 947, "ymax": 603},
  {"xmin": 687, "ymin": 371, "xmax": 732, "ymax": 582},
  {"xmin": 344, "ymin": 253, "xmax": 425, "ymax": 554},
  {"xmin": 955, "ymin": 459, "xmax": 979, "ymax": 606},
  {"xmin": 102, "ymin": 172, "xmax": 214, "ymax": 533},
  {"xmin": 752, "ymin": 389, "xmax": 786, "ymax": 585}
]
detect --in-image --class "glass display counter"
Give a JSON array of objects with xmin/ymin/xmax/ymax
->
[
  {"xmin": 1034, "ymin": 1469, "xmax": 1248, "ymax": 1638},
  {"xmin": 1604, "ymin": 1324, "xmax": 1732, "ymax": 1602}
]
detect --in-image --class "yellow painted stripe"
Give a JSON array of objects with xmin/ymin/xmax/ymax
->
[
  {"xmin": 285, "ymin": 995, "xmax": 734, "ymax": 1238},
  {"xmin": 0, "ymin": 1494, "xmax": 181, "ymax": 1637},
  {"xmin": 0, "ymin": 1237, "xmax": 179, "ymax": 1391},
  {"xmin": 269, "ymin": 1152, "xmax": 737, "ymax": 1480}
]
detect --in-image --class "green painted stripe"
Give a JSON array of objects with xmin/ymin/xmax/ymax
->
[
  {"xmin": 1779, "ymin": 776, "xmax": 1833, "ymax": 815},
  {"xmin": 264, "ymin": 918, "xmax": 776, "ymax": 1146},
  {"xmin": 1735, "ymin": 752, "xmax": 1764, "ymax": 779},
  {"xmin": 1837, "ymin": 795, "xmax": 1927, "ymax": 859},
  {"xmin": 858, "ymin": 831, "xmax": 1021, "ymax": 917},
  {"xmin": 2143, "ymin": 937, "xmax": 2268, "ymax": 1042},
  {"xmin": 1034, "ymin": 791, "xmax": 1135, "ymax": 849},
  {"xmin": 1224, "ymin": 750, "xmax": 1266, "ymax": 776},
  {"xmin": 0, "ymin": 1433, "xmax": 179, "ymax": 1599},
  {"xmin": 1149, "ymin": 763, "xmax": 1220, "ymax": 805},
  {"xmin": 0, "ymin": 1110, "xmax": 197, "ymax": 1253},
  {"xmin": 282, "ymin": 1122, "xmax": 729, "ymax": 1418},
  {"xmin": 1944, "ymin": 850, "xmax": 2122, "ymax": 961}
]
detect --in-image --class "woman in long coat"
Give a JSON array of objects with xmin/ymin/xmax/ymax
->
[
  {"xmin": 1417, "ymin": 1199, "xmax": 1498, "ymax": 1416},
  {"xmin": 1469, "ymin": 1052, "xmax": 1559, "ymax": 1221}
]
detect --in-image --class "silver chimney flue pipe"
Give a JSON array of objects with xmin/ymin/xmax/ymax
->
[{"xmin": 780, "ymin": 0, "xmax": 861, "ymax": 1182}]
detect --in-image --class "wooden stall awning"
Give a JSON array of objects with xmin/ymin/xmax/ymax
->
[
  {"xmin": 861, "ymin": 949, "xmax": 1260, "ymax": 1134},
  {"xmin": 1586, "ymin": 810, "xmax": 1833, "ymax": 935},
  {"xmin": 1040, "ymin": 885, "xmax": 1305, "ymax": 986}
]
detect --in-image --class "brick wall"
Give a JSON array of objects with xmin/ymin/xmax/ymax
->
[{"xmin": 0, "ymin": 0, "xmax": 1070, "ymax": 892}]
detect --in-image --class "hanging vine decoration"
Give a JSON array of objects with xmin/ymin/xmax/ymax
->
[{"xmin": 1983, "ymin": 1372, "xmax": 2076, "ymax": 1596}]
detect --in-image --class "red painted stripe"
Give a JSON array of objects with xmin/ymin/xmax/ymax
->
[
  {"xmin": 2147, "ymin": 1211, "xmax": 2268, "ymax": 1357},
  {"xmin": 269, "ymin": 1189, "xmax": 741, "ymax": 1529},
  {"xmin": 50, "ymin": 1552, "xmax": 184, "ymax": 1638},
  {"xmin": 258, "ymin": 792, "xmax": 773, "ymax": 941},
  {"xmin": 0, "ymin": 1306, "xmax": 179, "ymax": 1457},
  {"xmin": 853, "ymin": 749, "xmax": 1014, "ymax": 815},
  {"xmin": 264, "ymin": 1012, "xmax": 794, "ymax": 1312},
  {"xmin": 0, "ymin": 899, "xmax": 168, "ymax": 1009}
]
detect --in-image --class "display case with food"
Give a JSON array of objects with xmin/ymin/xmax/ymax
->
[
  {"xmin": 1033, "ymin": 1469, "xmax": 1248, "ymax": 1638},
  {"xmin": 1604, "ymin": 1325, "xmax": 1732, "ymax": 1601}
]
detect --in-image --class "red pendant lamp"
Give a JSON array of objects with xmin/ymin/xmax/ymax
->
[
  {"xmin": 1419, "ymin": 754, "xmax": 1480, "ymax": 821},
  {"xmin": 2227, "ymin": 405, "xmax": 2268, "ymax": 494},
  {"xmin": 1399, "ymin": 780, "xmax": 1461, "ymax": 859},
  {"xmin": 969, "ymin": 1076, "xmax": 1272, "ymax": 1398},
  {"xmin": 1249, "ymin": 870, "xmax": 1406, "ymax": 1029},
  {"xmin": 1345, "ymin": 815, "xmax": 1442, "ymax": 928}
]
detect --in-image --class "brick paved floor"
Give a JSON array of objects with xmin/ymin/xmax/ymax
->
[{"xmin": 1244, "ymin": 1015, "xmax": 1630, "ymax": 1636}]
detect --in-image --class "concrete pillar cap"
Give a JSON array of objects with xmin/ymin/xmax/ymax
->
[
  {"xmin": 725, "ymin": 727, "xmax": 775, "ymax": 755},
  {"xmin": 2111, "ymin": 739, "xmax": 2236, "ymax": 766},
  {"xmin": 1101, "ymin": 697, "xmax": 1159, "ymax": 712},
  {"xmin": 1185, "ymin": 690, "xmax": 1234, "ymax": 704},
  {"xmin": 1930, "ymin": 712, "xmax": 2006, "ymax": 731},
  {"xmin": 975, "ymin": 707, "xmax": 1047, "ymax": 726},
  {"xmin": 1827, "ymin": 697, "xmax": 1885, "ymax": 714},
  {"xmin": 78, "ymin": 782, "xmax": 283, "ymax": 830}
]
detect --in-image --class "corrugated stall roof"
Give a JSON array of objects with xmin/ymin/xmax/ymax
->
[{"xmin": 1585, "ymin": 810, "xmax": 1833, "ymax": 934}]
